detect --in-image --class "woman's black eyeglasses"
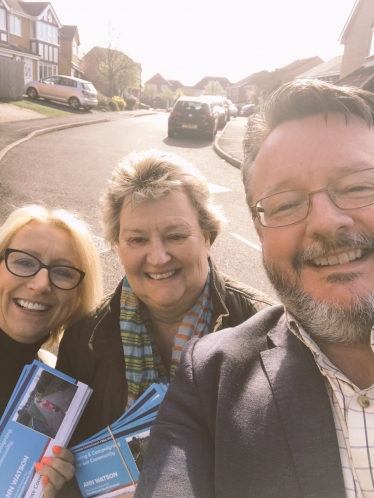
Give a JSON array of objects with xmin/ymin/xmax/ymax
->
[{"xmin": 3, "ymin": 249, "xmax": 85, "ymax": 290}]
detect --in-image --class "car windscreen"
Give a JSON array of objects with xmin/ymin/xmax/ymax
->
[
  {"xmin": 82, "ymin": 83, "xmax": 96, "ymax": 92},
  {"xmin": 175, "ymin": 101, "xmax": 210, "ymax": 114}
]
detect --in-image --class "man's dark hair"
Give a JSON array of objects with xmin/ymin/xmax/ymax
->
[{"xmin": 242, "ymin": 79, "xmax": 374, "ymax": 209}]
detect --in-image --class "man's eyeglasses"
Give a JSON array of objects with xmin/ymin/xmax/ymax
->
[
  {"xmin": 250, "ymin": 168, "xmax": 374, "ymax": 228},
  {"xmin": 3, "ymin": 249, "xmax": 85, "ymax": 290}
]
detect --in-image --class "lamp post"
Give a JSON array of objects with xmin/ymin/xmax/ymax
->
[{"xmin": 138, "ymin": 63, "xmax": 142, "ymax": 110}]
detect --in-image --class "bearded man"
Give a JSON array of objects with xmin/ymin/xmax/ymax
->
[{"xmin": 134, "ymin": 80, "xmax": 374, "ymax": 498}]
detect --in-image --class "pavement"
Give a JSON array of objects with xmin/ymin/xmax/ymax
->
[
  {"xmin": 0, "ymin": 102, "xmax": 246, "ymax": 167},
  {"xmin": 214, "ymin": 117, "xmax": 246, "ymax": 168}
]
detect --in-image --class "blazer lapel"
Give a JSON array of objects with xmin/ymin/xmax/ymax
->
[{"xmin": 261, "ymin": 321, "xmax": 345, "ymax": 498}]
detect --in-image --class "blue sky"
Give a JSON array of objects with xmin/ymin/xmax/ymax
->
[{"xmin": 50, "ymin": 0, "xmax": 356, "ymax": 86}]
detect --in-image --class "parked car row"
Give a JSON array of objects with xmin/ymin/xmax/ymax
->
[
  {"xmin": 168, "ymin": 96, "xmax": 219, "ymax": 140},
  {"xmin": 24, "ymin": 75, "xmax": 98, "ymax": 111}
]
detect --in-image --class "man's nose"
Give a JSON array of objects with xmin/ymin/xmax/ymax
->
[
  {"xmin": 305, "ymin": 190, "xmax": 355, "ymax": 240},
  {"xmin": 27, "ymin": 268, "xmax": 51, "ymax": 293},
  {"xmin": 146, "ymin": 240, "xmax": 171, "ymax": 266}
]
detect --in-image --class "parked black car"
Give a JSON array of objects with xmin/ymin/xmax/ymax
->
[
  {"xmin": 168, "ymin": 97, "xmax": 219, "ymax": 139},
  {"xmin": 240, "ymin": 104, "xmax": 255, "ymax": 117}
]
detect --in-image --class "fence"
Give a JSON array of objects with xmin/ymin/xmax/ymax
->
[{"xmin": 0, "ymin": 57, "xmax": 24, "ymax": 100}]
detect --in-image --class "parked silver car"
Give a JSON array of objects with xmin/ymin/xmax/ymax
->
[{"xmin": 24, "ymin": 75, "xmax": 98, "ymax": 110}]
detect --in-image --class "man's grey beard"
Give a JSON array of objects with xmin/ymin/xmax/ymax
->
[{"xmin": 263, "ymin": 232, "xmax": 374, "ymax": 345}]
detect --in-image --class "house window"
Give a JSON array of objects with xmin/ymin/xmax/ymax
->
[
  {"xmin": 369, "ymin": 28, "xmax": 374, "ymax": 57},
  {"xmin": 0, "ymin": 32, "xmax": 6, "ymax": 42},
  {"xmin": 49, "ymin": 45, "xmax": 53, "ymax": 61},
  {"xmin": 39, "ymin": 43, "xmax": 43, "ymax": 57},
  {"xmin": 10, "ymin": 15, "xmax": 21, "ymax": 36},
  {"xmin": 53, "ymin": 47, "xmax": 58, "ymax": 63},
  {"xmin": 0, "ymin": 9, "xmax": 6, "ymax": 30},
  {"xmin": 44, "ymin": 44, "xmax": 48, "ymax": 60}
]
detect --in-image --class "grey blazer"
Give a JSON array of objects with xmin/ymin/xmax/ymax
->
[{"xmin": 135, "ymin": 305, "xmax": 346, "ymax": 498}]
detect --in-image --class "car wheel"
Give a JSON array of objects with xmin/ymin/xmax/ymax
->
[
  {"xmin": 68, "ymin": 97, "xmax": 80, "ymax": 110},
  {"xmin": 167, "ymin": 128, "xmax": 175, "ymax": 138},
  {"xmin": 27, "ymin": 87, "xmax": 38, "ymax": 100}
]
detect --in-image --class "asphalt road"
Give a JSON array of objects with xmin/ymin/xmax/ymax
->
[{"xmin": 0, "ymin": 112, "xmax": 276, "ymax": 299}]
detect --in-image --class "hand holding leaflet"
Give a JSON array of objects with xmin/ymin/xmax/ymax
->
[
  {"xmin": 71, "ymin": 383, "xmax": 167, "ymax": 498},
  {"xmin": 0, "ymin": 360, "xmax": 92, "ymax": 498}
]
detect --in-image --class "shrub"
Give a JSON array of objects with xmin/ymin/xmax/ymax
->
[
  {"xmin": 97, "ymin": 92, "xmax": 109, "ymax": 111},
  {"xmin": 112, "ymin": 96, "xmax": 127, "ymax": 111},
  {"xmin": 108, "ymin": 99, "xmax": 118, "ymax": 111}
]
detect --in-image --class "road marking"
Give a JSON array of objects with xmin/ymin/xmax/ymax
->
[
  {"xmin": 208, "ymin": 183, "xmax": 231, "ymax": 193},
  {"xmin": 230, "ymin": 232, "xmax": 262, "ymax": 252},
  {"xmin": 92, "ymin": 235, "xmax": 111, "ymax": 254}
]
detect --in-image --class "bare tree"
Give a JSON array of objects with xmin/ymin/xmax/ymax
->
[{"xmin": 82, "ymin": 26, "xmax": 140, "ymax": 97}]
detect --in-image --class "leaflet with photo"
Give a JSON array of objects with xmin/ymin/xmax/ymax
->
[
  {"xmin": 0, "ymin": 360, "xmax": 92, "ymax": 498},
  {"xmin": 72, "ymin": 383, "xmax": 167, "ymax": 498}
]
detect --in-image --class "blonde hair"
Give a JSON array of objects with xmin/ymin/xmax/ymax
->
[
  {"xmin": 100, "ymin": 149, "xmax": 224, "ymax": 247},
  {"xmin": 0, "ymin": 205, "xmax": 103, "ymax": 343}
]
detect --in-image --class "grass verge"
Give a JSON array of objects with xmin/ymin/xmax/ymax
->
[{"xmin": 0, "ymin": 98, "xmax": 70, "ymax": 117}]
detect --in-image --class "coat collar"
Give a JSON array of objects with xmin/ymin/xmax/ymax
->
[{"xmin": 261, "ymin": 319, "xmax": 346, "ymax": 498}]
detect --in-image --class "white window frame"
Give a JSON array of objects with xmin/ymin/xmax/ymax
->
[
  {"xmin": 369, "ymin": 28, "xmax": 374, "ymax": 57},
  {"xmin": 0, "ymin": 9, "xmax": 6, "ymax": 30},
  {"xmin": 10, "ymin": 15, "xmax": 21, "ymax": 36},
  {"xmin": 53, "ymin": 47, "xmax": 58, "ymax": 63}
]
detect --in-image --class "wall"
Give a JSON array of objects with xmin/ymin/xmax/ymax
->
[
  {"xmin": 340, "ymin": 0, "xmax": 374, "ymax": 79},
  {"xmin": 0, "ymin": 57, "xmax": 24, "ymax": 99}
]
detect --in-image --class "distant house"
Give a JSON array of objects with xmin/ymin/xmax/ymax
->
[
  {"xmin": 296, "ymin": 56, "xmax": 342, "ymax": 83},
  {"xmin": 144, "ymin": 73, "xmax": 173, "ymax": 93},
  {"xmin": 0, "ymin": 0, "xmax": 61, "ymax": 83},
  {"xmin": 191, "ymin": 76, "xmax": 231, "ymax": 96},
  {"xmin": 58, "ymin": 25, "xmax": 83, "ymax": 78},
  {"xmin": 228, "ymin": 56, "xmax": 323, "ymax": 103},
  {"xmin": 167, "ymin": 79, "xmax": 184, "ymax": 92},
  {"xmin": 338, "ymin": 0, "xmax": 374, "ymax": 90},
  {"xmin": 81, "ymin": 46, "xmax": 140, "ymax": 97}
]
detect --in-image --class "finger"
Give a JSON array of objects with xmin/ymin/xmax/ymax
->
[
  {"xmin": 52, "ymin": 446, "xmax": 75, "ymax": 465},
  {"xmin": 38, "ymin": 462, "xmax": 75, "ymax": 497}
]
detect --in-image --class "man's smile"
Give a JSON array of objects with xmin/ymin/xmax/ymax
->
[{"xmin": 312, "ymin": 249, "xmax": 363, "ymax": 267}]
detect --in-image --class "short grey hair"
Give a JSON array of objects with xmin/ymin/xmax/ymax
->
[
  {"xmin": 100, "ymin": 149, "xmax": 224, "ymax": 247},
  {"xmin": 242, "ymin": 79, "xmax": 374, "ymax": 211}
]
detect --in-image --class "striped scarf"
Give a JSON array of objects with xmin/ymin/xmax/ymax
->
[{"xmin": 120, "ymin": 268, "xmax": 212, "ymax": 409}]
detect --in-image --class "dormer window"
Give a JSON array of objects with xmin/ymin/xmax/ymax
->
[
  {"xmin": 369, "ymin": 28, "xmax": 374, "ymax": 57},
  {"xmin": 10, "ymin": 15, "xmax": 21, "ymax": 36}
]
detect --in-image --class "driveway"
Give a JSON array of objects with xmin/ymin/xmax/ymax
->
[{"xmin": 0, "ymin": 103, "xmax": 44, "ymax": 123}]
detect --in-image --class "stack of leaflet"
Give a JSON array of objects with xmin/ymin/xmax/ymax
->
[
  {"xmin": 72, "ymin": 383, "xmax": 168, "ymax": 498},
  {"xmin": 0, "ymin": 360, "xmax": 92, "ymax": 498}
]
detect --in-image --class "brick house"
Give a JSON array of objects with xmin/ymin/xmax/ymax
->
[
  {"xmin": 191, "ymin": 76, "xmax": 231, "ymax": 96},
  {"xmin": 338, "ymin": 0, "xmax": 374, "ymax": 90},
  {"xmin": 228, "ymin": 56, "xmax": 322, "ymax": 104},
  {"xmin": 0, "ymin": 0, "xmax": 61, "ymax": 84},
  {"xmin": 296, "ymin": 56, "xmax": 342, "ymax": 83},
  {"xmin": 144, "ymin": 73, "xmax": 173, "ymax": 93},
  {"xmin": 58, "ymin": 25, "xmax": 83, "ymax": 78}
]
